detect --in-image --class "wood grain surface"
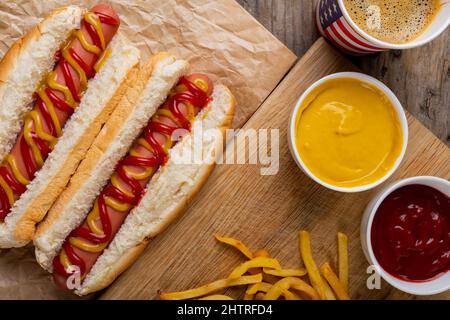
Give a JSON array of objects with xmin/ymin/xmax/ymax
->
[
  {"xmin": 236, "ymin": 0, "xmax": 450, "ymax": 145},
  {"xmin": 101, "ymin": 39, "xmax": 450, "ymax": 300}
]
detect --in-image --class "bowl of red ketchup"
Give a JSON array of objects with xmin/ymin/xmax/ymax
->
[{"xmin": 361, "ymin": 176, "xmax": 450, "ymax": 295}]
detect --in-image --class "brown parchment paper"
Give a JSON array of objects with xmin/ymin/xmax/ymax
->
[{"xmin": 0, "ymin": 0, "xmax": 296, "ymax": 299}]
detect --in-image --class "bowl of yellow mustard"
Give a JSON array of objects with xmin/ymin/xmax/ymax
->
[{"xmin": 288, "ymin": 72, "xmax": 408, "ymax": 192}]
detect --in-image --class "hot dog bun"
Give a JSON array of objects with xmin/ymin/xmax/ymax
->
[
  {"xmin": 0, "ymin": 6, "xmax": 83, "ymax": 161},
  {"xmin": 0, "ymin": 6, "xmax": 140, "ymax": 248},
  {"xmin": 34, "ymin": 56, "xmax": 235, "ymax": 295},
  {"xmin": 35, "ymin": 53, "xmax": 189, "ymax": 266},
  {"xmin": 79, "ymin": 85, "xmax": 235, "ymax": 295}
]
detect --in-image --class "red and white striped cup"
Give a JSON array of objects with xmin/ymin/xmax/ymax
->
[{"xmin": 316, "ymin": 0, "xmax": 450, "ymax": 55}]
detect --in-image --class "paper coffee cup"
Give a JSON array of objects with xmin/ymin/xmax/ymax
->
[{"xmin": 316, "ymin": 0, "xmax": 450, "ymax": 55}]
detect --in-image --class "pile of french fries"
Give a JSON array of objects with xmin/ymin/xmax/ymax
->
[{"xmin": 159, "ymin": 231, "xmax": 349, "ymax": 300}]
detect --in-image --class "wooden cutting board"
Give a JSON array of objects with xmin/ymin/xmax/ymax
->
[
  {"xmin": 0, "ymin": 0, "xmax": 297, "ymax": 300},
  {"xmin": 101, "ymin": 38, "xmax": 450, "ymax": 300}
]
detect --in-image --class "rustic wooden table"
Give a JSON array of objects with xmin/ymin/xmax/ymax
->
[{"xmin": 237, "ymin": 0, "xmax": 450, "ymax": 145}]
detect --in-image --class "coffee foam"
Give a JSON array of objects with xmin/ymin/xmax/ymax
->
[{"xmin": 343, "ymin": 0, "xmax": 440, "ymax": 43}]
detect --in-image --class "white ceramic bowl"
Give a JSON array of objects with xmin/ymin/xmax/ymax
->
[
  {"xmin": 288, "ymin": 72, "xmax": 408, "ymax": 193},
  {"xmin": 361, "ymin": 176, "xmax": 450, "ymax": 295}
]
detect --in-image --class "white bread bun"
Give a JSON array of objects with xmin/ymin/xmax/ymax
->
[
  {"xmin": 34, "ymin": 53, "xmax": 191, "ymax": 268},
  {"xmin": 0, "ymin": 33, "xmax": 140, "ymax": 248},
  {"xmin": 77, "ymin": 85, "xmax": 235, "ymax": 295},
  {"xmin": 0, "ymin": 6, "xmax": 84, "ymax": 161}
]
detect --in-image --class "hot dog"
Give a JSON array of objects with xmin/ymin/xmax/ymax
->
[
  {"xmin": 0, "ymin": 4, "xmax": 140, "ymax": 248},
  {"xmin": 0, "ymin": 4, "xmax": 119, "ymax": 219},
  {"xmin": 34, "ymin": 55, "xmax": 235, "ymax": 295}
]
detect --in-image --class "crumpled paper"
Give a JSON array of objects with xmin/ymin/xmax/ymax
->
[{"xmin": 0, "ymin": 0, "xmax": 296, "ymax": 299}]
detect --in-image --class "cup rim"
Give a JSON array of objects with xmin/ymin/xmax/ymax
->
[
  {"xmin": 288, "ymin": 72, "xmax": 408, "ymax": 193},
  {"xmin": 337, "ymin": 0, "xmax": 450, "ymax": 50},
  {"xmin": 363, "ymin": 176, "xmax": 450, "ymax": 295}
]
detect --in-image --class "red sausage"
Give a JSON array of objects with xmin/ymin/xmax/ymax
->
[{"xmin": 2, "ymin": 4, "xmax": 119, "ymax": 204}]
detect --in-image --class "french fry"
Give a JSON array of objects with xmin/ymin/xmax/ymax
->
[
  {"xmin": 243, "ymin": 293, "xmax": 254, "ymax": 300},
  {"xmin": 246, "ymin": 253, "xmax": 267, "ymax": 275},
  {"xmin": 263, "ymin": 268, "xmax": 307, "ymax": 277},
  {"xmin": 321, "ymin": 262, "xmax": 350, "ymax": 300},
  {"xmin": 253, "ymin": 249, "xmax": 271, "ymax": 258},
  {"xmin": 264, "ymin": 277, "xmax": 319, "ymax": 300},
  {"xmin": 246, "ymin": 282, "xmax": 273, "ymax": 295},
  {"xmin": 246, "ymin": 282, "xmax": 302, "ymax": 300},
  {"xmin": 160, "ymin": 274, "xmax": 263, "ymax": 300},
  {"xmin": 198, "ymin": 295, "xmax": 234, "ymax": 300},
  {"xmin": 255, "ymin": 293, "xmax": 266, "ymax": 300},
  {"xmin": 299, "ymin": 231, "xmax": 336, "ymax": 300},
  {"xmin": 160, "ymin": 231, "xmax": 351, "ymax": 300},
  {"xmin": 215, "ymin": 235, "xmax": 253, "ymax": 259},
  {"xmin": 262, "ymin": 273, "xmax": 282, "ymax": 285},
  {"xmin": 337, "ymin": 232, "xmax": 349, "ymax": 292},
  {"xmin": 283, "ymin": 290, "xmax": 302, "ymax": 300},
  {"xmin": 229, "ymin": 257, "xmax": 281, "ymax": 278}
]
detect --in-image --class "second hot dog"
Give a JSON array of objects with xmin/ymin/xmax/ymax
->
[
  {"xmin": 35, "ymin": 54, "xmax": 235, "ymax": 295},
  {"xmin": 0, "ymin": 3, "xmax": 140, "ymax": 248}
]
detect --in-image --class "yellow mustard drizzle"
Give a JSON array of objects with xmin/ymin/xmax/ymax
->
[
  {"xmin": 156, "ymin": 109, "xmax": 180, "ymax": 125},
  {"xmin": 69, "ymin": 237, "xmax": 108, "ymax": 253},
  {"xmin": 73, "ymin": 29, "xmax": 102, "ymax": 56},
  {"xmin": 94, "ymin": 47, "xmax": 112, "ymax": 73},
  {"xmin": 61, "ymin": 36, "xmax": 88, "ymax": 92},
  {"xmin": 111, "ymin": 174, "xmax": 134, "ymax": 198},
  {"xmin": 0, "ymin": 177, "xmax": 14, "ymax": 206},
  {"xmin": 84, "ymin": 12, "xmax": 106, "ymax": 50},
  {"xmin": 46, "ymin": 71, "xmax": 77, "ymax": 107},
  {"xmin": 37, "ymin": 89, "xmax": 62, "ymax": 136},
  {"xmin": 86, "ymin": 202, "xmax": 104, "ymax": 235},
  {"xmin": 60, "ymin": 249, "xmax": 70, "ymax": 268},
  {"xmin": 23, "ymin": 113, "xmax": 44, "ymax": 167},
  {"xmin": 0, "ymin": 12, "xmax": 109, "ymax": 218},
  {"xmin": 5, "ymin": 155, "xmax": 29, "ymax": 185},
  {"xmin": 105, "ymin": 196, "xmax": 133, "ymax": 212},
  {"xmin": 192, "ymin": 78, "xmax": 209, "ymax": 93}
]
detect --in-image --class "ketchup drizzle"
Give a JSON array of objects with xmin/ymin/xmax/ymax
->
[
  {"xmin": 0, "ymin": 167, "xmax": 26, "ymax": 194},
  {"xmin": 60, "ymin": 59, "xmax": 80, "ymax": 103},
  {"xmin": 20, "ymin": 136, "xmax": 37, "ymax": 178},
  {"xmin": 53, "ymin": 76, "xmax": 211, "ymax": 282},
  {"xmin": 69, "ymin": 48, "xmax": 95, "ymax": 78},
  {"xmin": 37, "ymin": 98, "xmax": 57, "ymax": 137}
]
